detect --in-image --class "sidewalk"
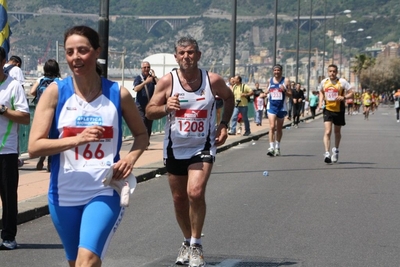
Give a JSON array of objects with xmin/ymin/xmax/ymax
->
[{"xmin": 1, "ymin": 114, "xmax": 316, "ymax": 225}]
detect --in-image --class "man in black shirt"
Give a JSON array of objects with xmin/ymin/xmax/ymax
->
[{"xmin": 292, "ymin": 82, "xmax": 304, "ymax": 128}]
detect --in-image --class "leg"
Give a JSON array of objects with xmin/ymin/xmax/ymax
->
[
  {"xmin": 0, "ymin": 154, "xmax": 19, "ymax": 242},
  {"xmin": 323, "ymin": 121, "xmax": 333, "ymax": 152},
  {"xmin": 275, "ymin": 117, "xmax": 285, "ymax": 142},
  {"xmin": 333, "ymin": 125, "xmax": 342, "ymax": 149},
  {"xmin": 268, "ymin": 113, "xmax": 277, "ymax": 144},
  {"xmin": 187, "ymin": 162, "xmax": 213, "ymax": 239},
  {"xmin": 229, "ymin": 107, "xmax": 239, "ymax": 133},
  {"xmin": 77, "ymin": 194, "xmax": 122, "ymax": 266},
  {"xmin": 168, "ymin": 174, "xmax": 191, "ymax": 239},
  {"xmin": 36, "ymin": 156, "xmax": 46, "ymax": 170},
  {"xmin": 240, "ymin": 106, "xmax": 250, "ymax": 133}
]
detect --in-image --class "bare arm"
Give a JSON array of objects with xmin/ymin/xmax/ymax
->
[
  {"xmin": 30, "ymin": 80, "xmax": 39, "ymax": 97},
  {"xmin": 146, "ymin": 73, "xmax": 173, "ymax": 120},
  {"xmin": 28, "ymin": 83, "xmax": 109, "ymax": 158},
  {"xmin": 318, "ymin": 89, "xmax": 325, "ymax": 110},
  {"xmin": 112, "ymin": 86, "xmax": 149, "ymax": 180}
]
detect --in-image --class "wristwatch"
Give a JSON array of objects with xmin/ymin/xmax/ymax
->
[
  {"xmin": 220, "ymin": 120, "xmax": 229, "ymax": 128},
  {"xmin": 0, "ymin": 105, "xmax": 8, "ymax": 115}
]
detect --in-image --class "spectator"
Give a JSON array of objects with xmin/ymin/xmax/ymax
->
[
  {"xmin": 0, "ymin": 46, "xmax": 30, "ymax": 250},
  {"xmin": 133, "ymin": 61, "xmax": 158, "ymax": 149},
  {"xmin": 30, "ymin": 59, "xmax": 61, "ymax": 172},
  {"xmin": 309, "ymin": 90, "xmax": 319, "ymax": 119},
  {"xmin": 228, "ymin": 75, "xmax": 253, "ymax": 136},
  {"xmin": 3, "ymin": 55, "xmax": 24, "ymax": 87}
]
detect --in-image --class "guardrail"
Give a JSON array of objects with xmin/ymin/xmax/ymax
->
[{"xmin": 19, "ymin": 103, "xmax": 256, "ymax": 155}]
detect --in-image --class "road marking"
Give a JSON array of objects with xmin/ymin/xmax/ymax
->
[{"xmin": 215, "ymin": 259, "xmax": 242, "ymax": 266}]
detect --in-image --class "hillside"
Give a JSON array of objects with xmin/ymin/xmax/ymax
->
[{"xmin": 6, "ymin": 0, "xmax": 400, "ymax": 77}]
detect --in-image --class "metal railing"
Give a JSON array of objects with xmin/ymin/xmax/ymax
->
[{"xmin": 19, "ymin": 104, "xmax": 255, "ymax": 155}]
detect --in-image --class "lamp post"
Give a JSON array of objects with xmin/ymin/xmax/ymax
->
[
  {"xmin": 273, "ymin": 0, "xmax": 278, "ymax": 66},
  {"xmin": 339, "ymin": 20, "xmax": 357, "ymax": 76},
  {"xmin": 229, "ymin": 0, "xmax": 237, "ymax": 79},
  {"xmin": 322, "ymin": 0, "xmax": 327, "ymax": 78},
  {"xmin": 295, "ymin": 0, "xmax": 300, "ymax": 82},
  {"xmin": 347, "ymin": 28, "xmax": 364, "ymax": 86},
  {"xmin": 307, "ymin": 0, "xmax": 313, "ymax": 97},
  {"xmin": 332, "ymin": 9, "xmax": 351, "ymax": 64}
]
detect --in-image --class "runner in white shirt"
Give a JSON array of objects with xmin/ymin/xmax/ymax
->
[{"xmin": 146, "ymin": 36, "xmax": 234, "ymax": 267}]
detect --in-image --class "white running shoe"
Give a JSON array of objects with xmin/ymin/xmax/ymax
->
[
  {"xmin": 274, "ymin": 148, "xmax": 281, "ymax": 156},
  {"xmin": 331, "ymin": 148, "xmax": 339, "ymax": 163},
  {"xmin": 175, "ymin": 241, "xmax": 190, "ymax": 265},
  {"xmin": 324, "ymin": 152, "xmax": 332, "ymax": 164},
  {"xmin": 189, "ymin": 244, "xmax": 205, "ymax": 267},
  {"xmin": 267, "ymin": 147, "xmax": 275, "ymax": 157}
]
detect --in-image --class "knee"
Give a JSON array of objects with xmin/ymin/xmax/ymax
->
[
  {"xmin": 172, "ymin": 193, "xmax": 189, "ymax": 211},
  {"xmin": 188, "ymin": 187, "xmax": 205, "ymax": 204}
]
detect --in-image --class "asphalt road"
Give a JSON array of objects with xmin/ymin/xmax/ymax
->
[{"xmin": 1, "ymin": 107, "xmax": 400, "ymax": 267}]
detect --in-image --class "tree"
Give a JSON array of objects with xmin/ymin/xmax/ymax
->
[
  {"xmin": 361, "ymin": 57, "xmax": 400, "ymax": 94},
  {"xmin": 351, "ymin": 54, "xmax": 375, "ymax": 90}
]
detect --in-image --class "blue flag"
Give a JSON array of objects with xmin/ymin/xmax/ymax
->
[{"xmin": 0, "ymin": 0, "xmax": 11, "ymax": 59}]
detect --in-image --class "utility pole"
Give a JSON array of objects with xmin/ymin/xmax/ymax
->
[
  {"xmin": 229, "ymin": 0, "xmax": 237, "ymax": 79},
  {"xmin": 273, "ymin": 0, "xmax": 278, "ymax": 67},
  {"xmin": 98, "ymin": 0, "xmax": 109, "ymax": 77}
]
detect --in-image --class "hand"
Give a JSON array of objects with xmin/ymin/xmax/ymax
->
[
  {"xmin": 165, "ymin": 93, "xmax": 180, "ymax": 113},
  {"xmin": 77, "ymin": 126, "xmax": 105, "ymax": 144},
  {"xmin": 110, "ymin": 159, "xmax": 134, "ymax": 181},
  {"xmin": 215, "ymin": 125, "xmax": 228, "ymax": 146}
]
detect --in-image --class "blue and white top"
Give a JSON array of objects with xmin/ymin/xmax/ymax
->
[
  {"xmin": 48, "ymin": 77, "xmax": 123, "ymax": 206},
  {"xmin": 267, "ymin": 76, "xmax": 288, "ymax": 113}
]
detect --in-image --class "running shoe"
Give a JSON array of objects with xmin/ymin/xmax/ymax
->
[
  {"xmin": 189, "ymin": 243, "xmax": 205, "ymax": 267},
  {"xmin": 324, "ymin": 152, "xmax": 332, "ymax": 164},
  {"xmin": 331, "ymin": 148, "xmax": 339, "ymax": 163},
  {"xmin": 175, "ymin": 241, "xmax": 190, "ymax": 265},
  {"xmin": 0, "ymin": 240, "xmax": 17, "ymax": 250},
  {"xmin": 267, "ymin": 147, "xmax": 275, "ymax": 157},
  {"xmin": 274, "ymin": 148, "xmax": 281, "ymax": 156}
]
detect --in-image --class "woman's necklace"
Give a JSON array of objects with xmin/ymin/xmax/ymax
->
[{"xmin": 74, "ymin": 78, "xmax": 102, "ymax": 102}]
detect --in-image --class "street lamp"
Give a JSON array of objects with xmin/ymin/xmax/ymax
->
[
  {"xmin": 332, "ymin": 9, "xmax": 351, "ymax": 64},
  {"xmin": 339, "ymin": 20, "xmax": 357, "ymax": 75}
]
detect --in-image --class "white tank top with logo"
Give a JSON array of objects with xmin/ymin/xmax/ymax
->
[
  {"xmin": 48, "ymin": 77, "xmax": 122, "ymax": 206},
  {"xmin": 164, "ymin": 69, "xmax": 217, "ymax": 159}
]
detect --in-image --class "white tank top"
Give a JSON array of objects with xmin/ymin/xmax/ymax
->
[
  {"xmin": 49, "ymin": 77, "xmax": 122, "ymax": 206},
  {"xmin": 164, "ymin": 69, "xmax": 217, "ymax": 159}
]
